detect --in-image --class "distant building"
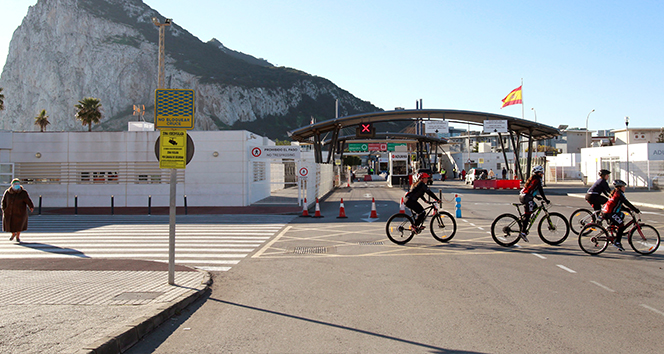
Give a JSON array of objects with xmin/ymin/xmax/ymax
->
[{"xmin": 613, "ymin": 127, "xmax": 664, "ymax": 145}]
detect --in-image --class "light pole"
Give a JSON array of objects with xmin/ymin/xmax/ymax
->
[
  {"xmin": 152, "ymin": 17, "xmax": 171, "ymax": 89},
  {"xmin": 625, "ymin": 116, "xmax": 630, "ymax": 187},
  {"xmin": 585, "ymin": 109, "xmax": 595, "ymax": 148},
  {"xmin": 531, "ymin": 107, "xmax": 537, "ymax": 122}
]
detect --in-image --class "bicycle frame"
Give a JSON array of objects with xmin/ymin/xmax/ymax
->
[
  {"xmin": 605, "ymin": 210, "xmax": 640, "ymax": 239},
  {"xmin": 513, "ymin": 199, "xmax": 549, "ymax": 232}
]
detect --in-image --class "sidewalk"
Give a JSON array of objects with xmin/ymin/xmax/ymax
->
[{"xmin": 0, "ymin": 258, "xmax": 210, "ymax": 354}]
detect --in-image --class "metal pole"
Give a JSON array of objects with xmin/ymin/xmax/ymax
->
[
  {"xmin": 111, "ymin": 195, "xmax": 114, "ymax": 215},
  {"xmin": 168, "ymin": 168, "xmax": 176, "ymax": 285},
  {"xmin": 184, "ymin": 194, "xmax": 188, "ymax": 215},
  {"xmin": 526, "ymin": 130, "xmax": 533, "ymax": 178},
  {"xmin": 148, "ymin": 195, "xmax": 152, "ymax": 215},
  {"xmin": 74, "ymin": 195, "xmax": 78, "ymax": 215},
  {"xmin": 625, "ymin": 117, "xmax": 630, "ymax": 187},
  {"xmin": 38, "ymin": 195, "xmax": 42, "ymax": 215}
]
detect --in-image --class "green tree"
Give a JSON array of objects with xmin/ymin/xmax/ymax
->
[
  {"xmin": 0, "ymin": 87, "xmax": 5, "ymax": 111},
  {"xmin": 343, "ymin": 155, "xmax": 361, "ymax": 166},
  {"xmin": 34, "ymin": 109, "xmax": 50, "ymax": 132},
  {"xmin": 74, "ymin": 97, "xmax": 102, "ymax": 131}
]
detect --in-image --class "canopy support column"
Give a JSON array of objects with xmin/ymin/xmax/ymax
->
[
  {"xmin": 509, "ymin": 131, "xmax": 524, "ymax": 181},
  {"xmin": 526, "ymin": 129, "xmax": 534, "ymax": 179},
  {"xmin": 326, "ymin": 125, "xmax": 340, "ymax": 164},
  {"xmin": 497, "ymin": 132, "xmax": 510, "ymax": 177}
]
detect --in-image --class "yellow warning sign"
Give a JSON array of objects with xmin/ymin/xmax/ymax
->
[
  {"xmin": 160, "ymin": 130, "xmax": 187, "ymax": 169},
  {"xmin": 154, "ymin": 89, "xmax": 195, "ymax": 129}
]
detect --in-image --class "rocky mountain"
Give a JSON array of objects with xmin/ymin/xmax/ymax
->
[{"xmin": 0, "ymin": 0, "xmax": 381, "ymax": 139}]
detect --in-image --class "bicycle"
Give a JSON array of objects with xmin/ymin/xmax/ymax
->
[
  {"xmin": 491, "ymin": 198, "xmax": 570, "ymax": 247},
  {"xmin": 578, "ymin": 210, "xmax": 660, "ymax": 255},
  {"xmin": 569, "ymin": 204, "xmax": 604, "ymax": 235},
  {"xmin": 385, "ymin": 198, "xmax": 457, "ymax": 245}
]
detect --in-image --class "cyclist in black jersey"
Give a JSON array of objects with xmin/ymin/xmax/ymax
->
[
  {"xmin": 585, "ymin": 169, "xmax": 611, "ymax": 211},
  {"xmin": 518, "ymin": 165, "xmax": 549, "ymax": 242},
  {"xmin": 404, "ymin": 172, "xmax": 441, "ymax": 232}
]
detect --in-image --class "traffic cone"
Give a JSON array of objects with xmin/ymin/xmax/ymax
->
[
  {"xmin": 300, "ymin": 198, "xmax": 310, "ymax": 217},
  {"xmin": 399, "ymin": 197, "xmax": 405, "ymax": 214},
  {"xmin": 369, "ymin": 198, "xmax": 378, "ymax": 218},
  {"xmin": 312, "ymin": 198, "xmax": 324, "ymax": 218},
  {"xmin": 337, "ymin": 198, "xmax": 348, "ymax": 218}
]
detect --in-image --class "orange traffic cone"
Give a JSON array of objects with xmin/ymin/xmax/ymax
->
[
  {"xmin": 370, "ymin": 198, "xmax": 378, "ymax": 218},
  {"xmin": 399, "ymin": 197, "xmax": 405, "ymax": 214},
  {"xmin": 312, "ymin": 198, "xmax": 324, "ymax": 218},
  {"xmin": 300, "ymin": 198, "xmax": 310, "ymax": 217},
  {"xmin": 337, "ymin": 198, "xmax": 348, "ymax": 218}
]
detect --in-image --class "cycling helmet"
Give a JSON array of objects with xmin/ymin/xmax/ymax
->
[
  {"xmin": 599, "ymin": 169, "xmax": 611, "ymax": 176},
  {"xmin": 532, "ymin": 165, "xmax": 544, "ymax": 174},
  {"xmin": 613, "ymin": 179, "xmax": 626, "ymax": 187},
  {"xmin": 419, "ymin": 172, "xmax": 431, "ymax": 179}
]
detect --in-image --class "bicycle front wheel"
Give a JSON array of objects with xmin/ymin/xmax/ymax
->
[
  {"xmin": 628, "ymin": 224, "xmax": 660, "ymax": 255},
  {"xmin": 538, "ymin": 212, "xmax": 570, "ymax": 245},
  {"xmin": 491, "ymin": 214, "xmax": 521, "ymax": 247},
  {"xmin": 578, "ymin": 223, "xmax": 608, "ymax": 255},
  {"xmin": 569, "ymin": 208, "xmax": 594, "ymax": 235},
  {"xmin": 385, "ymin": 213, "xmax": 416, "ymax": 245},
  {"xmin": 430, "ymin": 211, "xmax": 457, "ymax": 243}
]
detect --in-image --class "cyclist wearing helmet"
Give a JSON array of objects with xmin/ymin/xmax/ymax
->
[
  {"xmin": 518, "ymin": 165, "xmax": 550, "ymax": 242},
  {"xmin": 585, "ymin": 169, "xmax": 612, "ymax": 211},
  {"xmin": 601, "ymin": 179, "xmax": 640, "ymax": 251},
  {"xmin": 404, "ymin": 172, "xmax": 441, "ymax": 232}
]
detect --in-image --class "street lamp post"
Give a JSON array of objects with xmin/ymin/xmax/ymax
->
[
  {"xmin": 625, "ymin": 116, "xmax": 630, "ymax": 187},
  {"xmin": 531, "ymin": 107, "xmax": 537, "ymax": 122},
  {"xmin": 152, "ymin": 17, "xmax": 171, "ymax": 89},
  {"xmin": 585, "ymin": 109, "xmax": 595, "ymax": 148}
]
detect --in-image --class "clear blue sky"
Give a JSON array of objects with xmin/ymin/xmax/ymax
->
[{"xmin": 2, "ymin": 0, "xmax": 663, "ymax": 132}]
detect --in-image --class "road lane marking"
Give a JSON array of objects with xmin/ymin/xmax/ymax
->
[
  {"xmin": 590, "ymin": 281, "xmax": 615, "ymax": 292},
  {"xmin": 477, "ymin": 227, "xmax": 484, "ymax": 230},
  {"xmin": 252, "ymin": 226, "xmax": 291, "ymax": 258},
  {"xmin": 556, "ymin": 265, "xmax": 577, "ymax": 273},
  {"xmin": 469, "ymin": 223, "xmax": 476, "ymax": 226},
  {"xmin": 640, "ymin": 304, "xmax": 664, "ymax": 316},
  {"xmin": 531, "ymin": 253, "xmax": 547, "ymax": 259},
  {"xmin": 462, "ymin": 220, "xmax": 468, "ymax": 223}
]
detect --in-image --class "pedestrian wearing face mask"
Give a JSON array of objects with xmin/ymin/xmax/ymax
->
[{"xmin": 2, "ymin": 179, "xmax": 35, "ymax": 243}]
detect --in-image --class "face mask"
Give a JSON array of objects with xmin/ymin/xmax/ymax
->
[{"xmin": 12, "ymin": 185, "xmax": 20, "ymax": 191}]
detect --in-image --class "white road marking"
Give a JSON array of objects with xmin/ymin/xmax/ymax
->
[
  {"xmin": 515, "ymin": 244, "xmax": 522, "ymax": 248},
  {"xmin": 477, "ymin": 227, "xmax": 484, "ymax": 230},
  {"xmin": 531, "ymin": 253, "xmax": 547, "ymax": 259},
  {"xmin": 469, "ymin": 223, "xmax": 476, "ymax": 226},
  {"xmin": 556, "ymin": 264, "xmax": 577, "ymax": 273},
  {"xmin": 640, "ymin": 304, "xmax": 664, "ymax": 316},
  {"xmin": 462, "ymin": 220, "xmax": 469, "ymax": 223},
  {"xmin": 590, "ymin": 281, "xmax": 615, "ymax": 292}
]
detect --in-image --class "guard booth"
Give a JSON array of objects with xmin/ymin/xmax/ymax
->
[{"xmin": 388, "ymin": 152, "xmax": 409, "ymax": 187}]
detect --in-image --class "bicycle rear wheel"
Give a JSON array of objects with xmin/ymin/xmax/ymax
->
[
  {"xmin": 628, "ymin": 224, "xmax": 660, "ymax": 255},
  {"xmin": 430, "ymin": 211, "xmax": 457, "ymax": 243},
  {"xmin": 569, "ymin": 208, "xmax": 594, "ymax": 235},
  {"xmin": 538, "ymin": 212, "xmax": 570, "ymax": 245},
  {"xmin": 578, "ymin": 223, "xmax": 608, "ymax": 255},
  {"xmin": 385, "ymin": 213, "xmax": 416, "ymax": 245},
  {"xmin": 491, "ymin": 214, "xmax": 521, "ymax": 247}
]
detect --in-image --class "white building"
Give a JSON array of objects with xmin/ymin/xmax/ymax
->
[
  {"xmin": 0, "ymin": 131, "xmax": 333, "ymax": 208},
  {"xmin": 580, "ymin": 143, "xmax": 664, "ymax": 188}
]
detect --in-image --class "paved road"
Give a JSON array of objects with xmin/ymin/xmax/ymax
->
[
  {"xmin": 0, "ymin": 214, "xmax": 293, "ymax": 272},
  {"xmin": 127, "ymin": 183, "xmax": 664, "ymax": 353}
]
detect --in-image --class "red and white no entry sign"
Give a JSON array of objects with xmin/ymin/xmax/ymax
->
[
  {"xmin": 251, "ymin": 147, "xmax": 262, "ymax": 157},
  {"xmin": 299, "ymin": 167, "xmax": 309, "ymax": 178}
]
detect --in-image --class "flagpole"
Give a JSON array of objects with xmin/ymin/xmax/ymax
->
[{"xmin": 521, "ymin": 78, "xmax": 524, "ymax": 120}]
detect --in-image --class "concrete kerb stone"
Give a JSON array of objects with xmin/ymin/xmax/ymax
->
[
  {"xmin": 567, "ymin": 193, "xmax": 664, "ymax": 210},
  {"xmin": 81, "ymin": 269, "xmax": 211, "ymax": 354}
]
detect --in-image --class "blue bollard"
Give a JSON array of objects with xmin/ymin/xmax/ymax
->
[{"xmin": 455, "ymin": 194, "xmax": 462, "ymax": 218}]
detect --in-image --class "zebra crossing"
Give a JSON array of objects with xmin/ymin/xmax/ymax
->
[{"xmin": 0, "ymin": 214, "xmax": 294, "ymax": 271}]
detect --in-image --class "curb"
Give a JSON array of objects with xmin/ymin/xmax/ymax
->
[
  {"xmin": 78, "ymin": 269, "xmax": 212, "ymax": 354},
  {"xmin": 567, "ymin": 193, "xmax": 664, "ymax": 210}
]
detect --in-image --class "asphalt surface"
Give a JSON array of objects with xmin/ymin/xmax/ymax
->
[{"xmin": 126, "ymin": 180, "xmax": 664, "ymax": 353}]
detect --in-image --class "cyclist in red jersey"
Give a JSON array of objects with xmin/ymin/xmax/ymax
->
[
  {"xmin": 518, "ymin": 165, "xmax": 550, "ymax": 242},
  {"xmin": 601, "ymin": 179, "xmax": 640, "ymax": 251}
]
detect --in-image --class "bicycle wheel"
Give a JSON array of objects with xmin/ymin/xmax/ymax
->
[
  {"xmin": 538, "ymin": 212, "xmax": 570, "ymax": 245},
  {"xmin": 578, "ymin": 223, "xmax": 609, "ymax": 255},
  {"xmin": 386, "ymin": 213, "xmax": 416, "ymax": 245},
  {"xmin": 430, "ymin": 211, "xmax": 457, "ymax": 243},
  {"xmin": 491, "ymin": 214, "xmax": 522, "ymax": 247},
  {"xmin": 628, "ymin": 224, "xmax": 661, "ymax": 255},
  {"xmin": 569, "ymin": 208, "xmax": 594, "ymax": 235}
]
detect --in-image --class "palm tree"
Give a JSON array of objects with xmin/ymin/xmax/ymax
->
[
  {"xmin": 34, "ymin": 109, "xmax": 50, "ymax": 132},
  {"xmin": 0, "ymin": 87, "xmax": 5, "ymax": 111},
  {"xmin": 74, "ymin": 97, "xmax": 102, "ymax": 131}
]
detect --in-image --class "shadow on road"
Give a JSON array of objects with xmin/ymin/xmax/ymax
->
[{"xmin": 17, "ymin": 242, "xmax": 89, "ymax": 258}]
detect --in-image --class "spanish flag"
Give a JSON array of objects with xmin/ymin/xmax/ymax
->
[{"xmin": 501, "ymin": 86, "xmax": 522, "ymax": 108}]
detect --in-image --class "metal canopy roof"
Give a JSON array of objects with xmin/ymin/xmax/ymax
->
[
  {"xmin": 288, "ymin": 109, "xmax": 561, "ymax": 141},
  {"xmin": 325, "ymin": 132, "xmax": 448, "ymax": 145}
]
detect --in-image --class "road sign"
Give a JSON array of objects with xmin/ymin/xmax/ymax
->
[
  {"xmin": 298, "ymin": 167, "xmax": 309, "ymax": 179},
  {"xmin": 425, "ymin": 121, "xmax": 449, "ymax": 134},
  {"xmin": 348, "ymin": 143, "xmax": 406, "ymax": 152},
  {"xmin": 155, "ymin": 131, "xmax": 195, "ymax": 168},
  {"xmin": 159, "ymin": 130, "xmax": 187, "ymax": 169},
  {"xmin": 249, "ymin": 146, "xmax": 301, "ymax": 159},
  {"xmin": 483, "ymin": 120, "xmax": 508, "ymax": 133},
  {"xmin": 154, "ymin": 89, "xmax": 195, "ymax": 129}
]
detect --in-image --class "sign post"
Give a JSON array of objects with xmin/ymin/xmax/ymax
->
[{"xmin": 155, "ymin": 89, "xmax": 195, "ymax": 285}]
